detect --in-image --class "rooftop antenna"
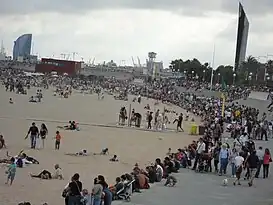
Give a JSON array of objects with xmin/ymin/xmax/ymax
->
[
  {"xmin": 66, "ymin": 54, "xmax": 71, "ymax": 60},
  {"xmin": 92, "ymin": 57, "xmax": 95, "ymax": 65}
]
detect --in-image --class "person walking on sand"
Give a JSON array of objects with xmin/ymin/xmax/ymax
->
[
  {"xmin": 173, "ymin": 113, "xmax": 184, "ymax": 132},
  {"xmin": 54, "ymin": 131, "xmax": 61, "ymax": 150},
  {"xmin": 5, "ymin": 157, "xmax": 16, "ymax": 185},
  {"xmin": 25, "ymin": 122, "xmax": 39, "ymax": 149}
]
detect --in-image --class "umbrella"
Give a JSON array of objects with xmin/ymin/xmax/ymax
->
[
  {"xmin": 63, "ymin": 73, "xmax": 68, "ymax": 76},
  {"xmin": 51, "ymin": 71, "xmax": 57, "ymax": 75}
]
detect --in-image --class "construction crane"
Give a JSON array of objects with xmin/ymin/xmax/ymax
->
[
  {"xmin": 131, "ymin": 56, "xmax": 136, "ymax": 67},
  {"xmin": 66, "ymin": 54, "xmax": 71, "ymax": 60},
  {"xmin": 72, "ymin": 52, "xmax": 78, "ymax": 60},
  {"xmin": 60, "ymin": 53, "xmax": 66, "ymax": 59},
  {"xmin": 137, "ymin": 57, "xmax": 141, "ymax": 67},
  {"xmin": 92, "ymin": 57, "xmax": 95, "ymax": 65}
]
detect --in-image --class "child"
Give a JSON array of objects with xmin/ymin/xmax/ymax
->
[
  {"xmin": 55, "ymin": 131, "xmax": 61, "ymax": 150},
  {"xmin": 6, "ymin": 157, "xmax": 16, "ymax": 185}
]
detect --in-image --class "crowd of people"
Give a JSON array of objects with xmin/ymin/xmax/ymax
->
[{"xmin": 0, "ymin": 66, "xmax": 272, "ymax": 205}]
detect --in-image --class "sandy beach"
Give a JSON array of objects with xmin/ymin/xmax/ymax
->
[{"xmin": 0, "ymin": 87, "xmax": 200, "ymax": 205}]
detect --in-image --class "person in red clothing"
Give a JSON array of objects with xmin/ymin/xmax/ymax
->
[
  {"xmin": 263, "ymin": 148, "xmax": 272, "ymax": 178},
  {"xmin": 55, "ymin": 131, "xmax": 61, "ymax": 150}
]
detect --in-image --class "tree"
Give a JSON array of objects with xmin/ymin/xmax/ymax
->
[
  {"xmin": 239, "ymin": 56, "xmax": 259, "ymax": 83},
  {"xmin": 266, "ymin": 60, "xmax": 273, "ymax": 81},
  {"xmin": 215, "ymin": 65, "xmax": 234, "ymax": 85}
]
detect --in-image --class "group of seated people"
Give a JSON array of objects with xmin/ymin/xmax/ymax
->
[
  {"xmin": 58, "ymin": 121, "xmax": 79, "ymax": 131},
  {"xmin": 1, "ymin": 151, "xmax": 39, "ymax": 168}
]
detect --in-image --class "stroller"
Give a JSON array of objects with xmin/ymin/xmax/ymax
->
[{"xmin": 115, "ymin": 180, "xmax": 135, "ymax": 202}]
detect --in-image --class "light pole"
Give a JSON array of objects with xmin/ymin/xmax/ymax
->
[
  {"xmin": 184, "ymin": 70, "xmax": 187, "ymax": 79},
  {"xmin": 249, "ymin": 72, "xmax": 253, "ymax": 85},
  {"xmin": 191, "ymin": 70, "xmax": 194, "ymax": 79},
  {"xmin": 267, "ymin": 54, "xmax": 273, "ymax": 81},
  {"xmin": 203, "ymin": 70, "xmax": 205, "ymax": 81},
  {"xmin": 233, "ymin": 73, "xmax": 236, "ymax": 84},
  {"xmin": 217, "ymin": 73, "xmax": 220, "ymax": 83}
]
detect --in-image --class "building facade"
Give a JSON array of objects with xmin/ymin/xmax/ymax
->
[
  {"xmin": 35, "ymin": 58, "xmax": 82, "ymax": 75},
  {"xmin": 13, "ymin": 34, "xmax": 32, "ymax": 60}
]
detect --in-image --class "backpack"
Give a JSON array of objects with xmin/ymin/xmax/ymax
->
[{"xmin": 16, "ymin": 158, "xmax": 23, "ymax": 168}]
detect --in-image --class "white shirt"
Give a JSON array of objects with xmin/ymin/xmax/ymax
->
[
  {"xmin": 256, "ymin": 149, "xmax": 264, "ymax": 161},
  {"xmin": 156, "ymin": 165, "xmax": 163, "ymax": 175},
  {"xmin": 269, "ymin": 125, "xmax": 272, "ymax": 131},
  {"xmin": 196, "ymin": 142, "xmax": 206, "ymax": 154},
  {"xmin": 239, "ymin": 135, "xmax": 248, "ymax": 146},
  {"xmin": 226, "ymin": 111, "xmax": 231, "ymax": 117},
  {"xmin": 234, "ymin": 156, "xmax": 244, "ymax": 167}
]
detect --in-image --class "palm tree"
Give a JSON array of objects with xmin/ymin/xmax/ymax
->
[
  {"xmin": 240, "ymin": 56, "xmax": 259, "ymax": 82},
  {"xmin": 266, "ymin": 60, "xmax": 273, "ymax": 81}
]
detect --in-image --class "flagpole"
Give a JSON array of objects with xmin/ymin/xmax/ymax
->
[{"xmin": 210, "ymin": 44, "xmax": 216, "ymax": 91}]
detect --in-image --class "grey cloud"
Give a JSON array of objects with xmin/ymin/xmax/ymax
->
[{"xmin": 1, "ymin": 0, "xmax": 273, "ymax": 16}]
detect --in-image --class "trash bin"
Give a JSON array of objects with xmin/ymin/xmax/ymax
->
[
  {"xmin": 190, "ymin": 124, "xmax": 197, "ymax": 135},
  {"xmin": 198, "ymin": 126, "xmax": 205, "ymax": 135},
  {"xmin": 135, "ymin": 113, "xmax": 142, "ymax": 128}
]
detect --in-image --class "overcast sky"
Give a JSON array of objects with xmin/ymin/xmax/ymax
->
[{"xmin": 0, "ymin": 0, "xmax": 272, "ymax": 67}]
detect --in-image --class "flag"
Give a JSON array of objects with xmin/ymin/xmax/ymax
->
[{"xmin": 221, "ymin": 76, "xmax": 227, "ymax": 117}]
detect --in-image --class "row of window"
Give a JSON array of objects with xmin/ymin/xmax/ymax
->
[{"xmin": 42, "ymin": 61, "xmax": 64, "ymax": 66}]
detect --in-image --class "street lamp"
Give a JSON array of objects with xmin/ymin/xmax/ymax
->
[
  {"xmin": 217, "ymin": 73, "xmax": 220, "ymax": 83},
  {"xmin": 191, "ymin": 70, "xmax": 194, "ymax": 80},
  {"xmin": 233, "ymin": 73, "xmax": 236, "ymax": 84},
  {"xmin": 203, "ymin": 70, "xmax": 205, "ymax": 81}
]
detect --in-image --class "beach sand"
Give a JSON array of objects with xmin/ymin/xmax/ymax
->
[{"xmin": 0, "ymin": 87, "xmax": 200, "ymax": 205}]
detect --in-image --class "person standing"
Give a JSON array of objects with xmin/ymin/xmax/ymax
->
[
  {"xmin": 25, "ymin": 122, "xmax": 39, "ymax": 149},
  {"xmin": 92, "ymin": 177, "xmax": 103, "ymax": 205},
  {"xmin": 263, "ymin": 148, "xmax": 272, "ymax": 178},
  {"xmin": 233, "ymin": 152, "xmax": 244, "ymax": 186},
  {"xmin": 219, "ymin": 144, "xmax": 229, "ymax": 176},
  {"xmin": 246, "ymin": 150, "xmax": 259, "ymax": 187},
  {"xmin": 67, "ymin": 173, "xmax": 82, "ymax": 205},
  {"xmin": 55, "ymin": 131, "xmax": 61, "ymax": 150},
  {"xmin": 255, "ymin": 146, "xmax": 264, "ymax": 178},
  {"xmin": 5, "ymin": 157, "xmax": 16, "ymax": 185},
  {"xmin": 40, "ymin": 123, "xmax": 48, "ymax": 149},
  {"xmin": 192, "ymin": 138, "xmax": 206, "ymax": 171}
]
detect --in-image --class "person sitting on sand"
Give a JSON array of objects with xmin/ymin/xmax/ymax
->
[
  {"xmin": 144, "ymin": 104, "xmax": 150, "ymax": 110},
  {"xmin": 58, "ymin": 121, "xmax": 77, "ymax": 130},
  {"xmin": 110, "ymin": 155, "xmax": 118, "ymax": 162},
  {"xmin": 94, "ymin": 148, "xmax": 109, "ymax": 155},
  {"xmin": 9, "ymin": 98, "xmax": 13, "ymax": 104},
  {"xmin": 29, "ymin": 96, "xmax": 37, "ymax": 103},
  {"xmin": 0, "ymin": 135, "xmax": 6, "ymax": 149},
  {"xmin": 6, "ymin": 151, "xmax": 33, "ymax": 167},
  {"xmin": 30, "ymin": 164, "xmax": 64, "ymax": 180},
  {"xmin": 65, "ymin": 149, "xmax": 89, "ymax": 156}
]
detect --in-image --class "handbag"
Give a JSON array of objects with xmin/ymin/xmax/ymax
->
[
  {"xmin": 62, "ymin": 188, "xmax": 70, "ymax": 198},
  {"xmin": 74, "ymin": 181, "xmax": 85, "ymax": 205}
]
